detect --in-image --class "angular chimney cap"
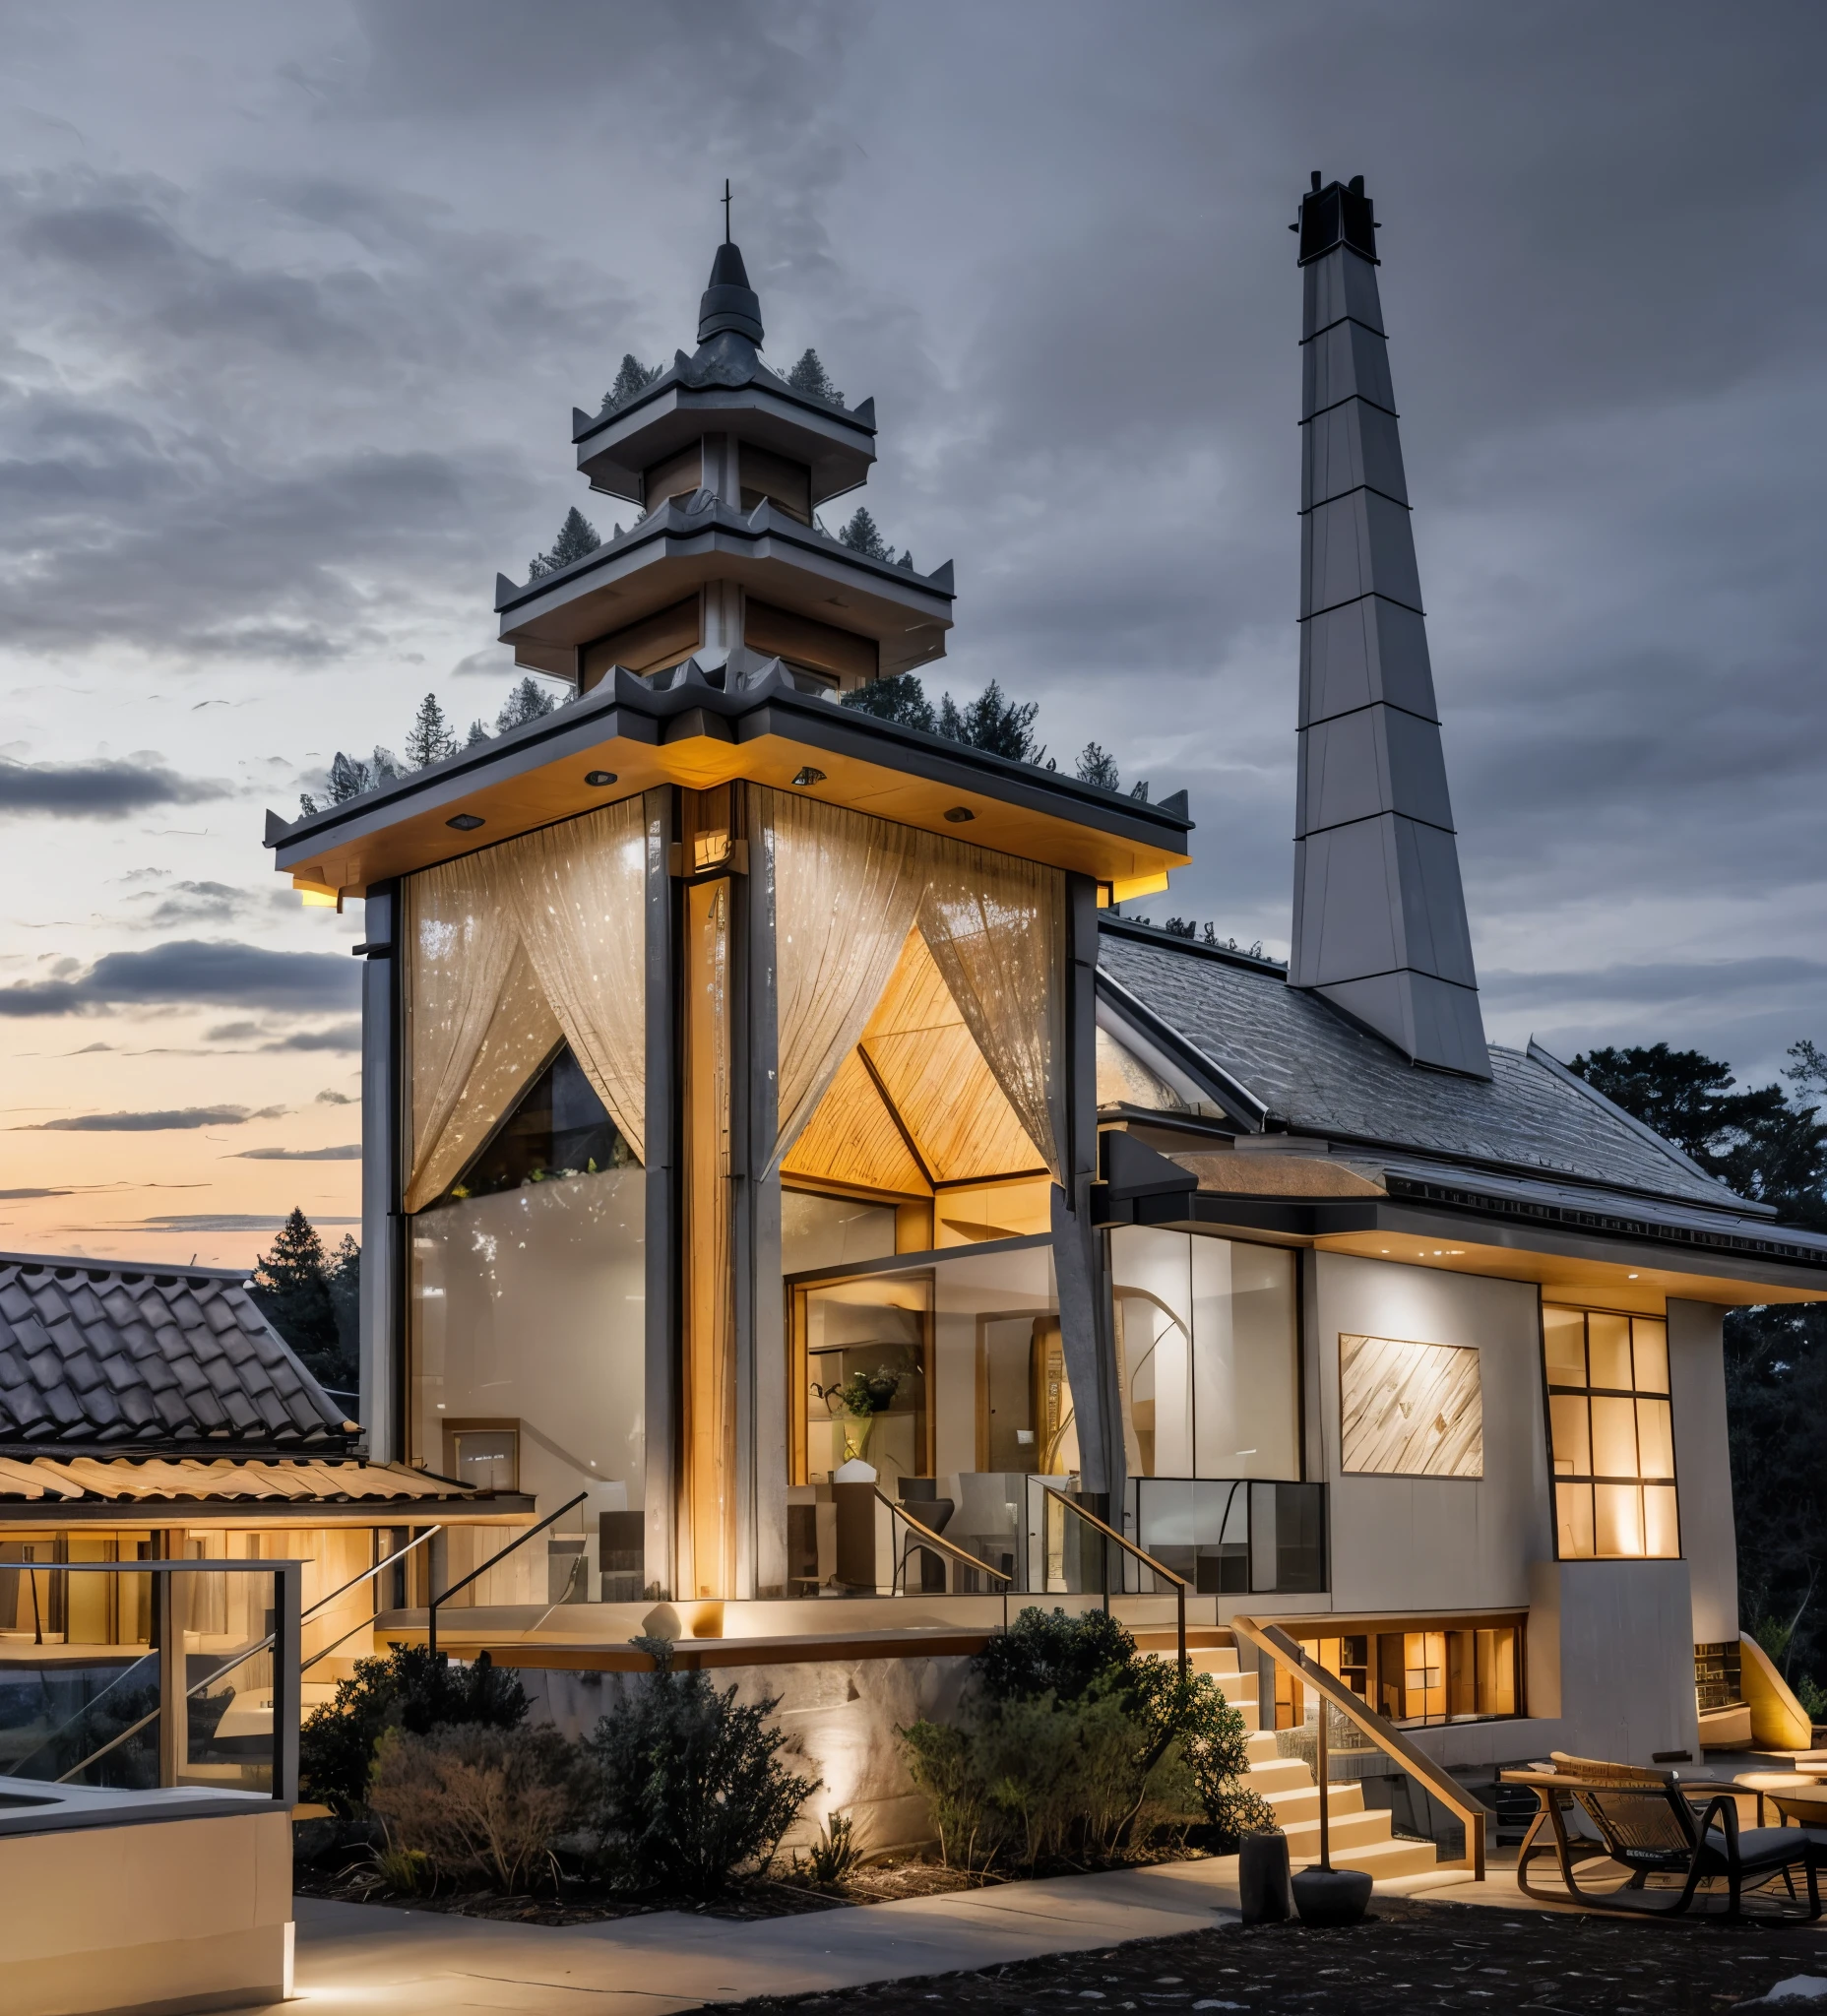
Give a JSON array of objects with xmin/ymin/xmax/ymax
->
[
  {"xmin": 698, "ymin": 240, "xmax": 764, "ymax": 346},
  {"xmin": 1297, "ymin": 174, "xmax": 1378, "ymax": 267}
]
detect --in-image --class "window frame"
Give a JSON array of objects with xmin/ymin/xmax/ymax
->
[{"xmin": 1539, "ymin": 1300, "xmax": 1681, "ymax": 1563}]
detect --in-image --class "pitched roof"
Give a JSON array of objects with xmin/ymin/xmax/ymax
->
[
  {"xmin": 0, "ymin": 1253, "xmax": 356, "ymax": 1459},
  {"xmin": 1097, "ymin": 922, "xmax": 1749, "ymax": 1214},
  {"xmin": 0, "ymin": 1454, "xmax": 472, "ymax": 1505}
]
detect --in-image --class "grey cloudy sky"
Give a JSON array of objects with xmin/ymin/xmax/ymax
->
[{"xmin": 1, "ymin": 0, "xmax": 1823, "ymax": 1258}]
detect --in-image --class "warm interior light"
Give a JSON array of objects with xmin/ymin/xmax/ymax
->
[
  {"xmin": 300, "ymin": 889, "xmax": 340, "ymax": 910},
  {"xmin": 1628, "ymin": 1273, "xmax": 1639, "ymax": 1280},
  {"xmin": 692, "ymin": 828, "xmax": 732, "ymax": 872}
]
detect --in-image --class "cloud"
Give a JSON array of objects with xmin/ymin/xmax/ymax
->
[
  {"xmin": 0, "ymin": 1186, "xmax": 74, "ymax": 1198},
  {"xmin": 0, "ymin": 940, "xmax": 359, "ymax": 1017},
  {"xmin": 133, "ymin": 880, "xmax": 247, "ymax": 925},
  {"xmin": 0, "ymin": 756, "xmax": 230, "ymax": 817},
  {"xmin": 122, "ymin": 1213, "xmax": 361, "ymax": 1233},
  {"xmin": 261, "ymin": 1022, "xmax": 362, "ymax": 1052},
  {"xmin": 230, "ymin": 1143, "xmax": 361, "ymax": 1160},
  {"xmin": 23, "ymin": 1104, "xmax": 260, "ymax": 1131},
  {"xmin": 315, "ymin": 1088, "xmax": 357, "ymax": 1104}
]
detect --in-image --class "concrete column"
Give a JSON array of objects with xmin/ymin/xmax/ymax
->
[
  {"xmin": 1668, "ymin": 1298, "xmax": 1739, "ymax": 1645},
  {"xmin": 643, "ymin": 788, "xmax": 678, "ymax": 1603},
  {"xmin": 357, "ymin": 884, "xmax": 400, "ymax": 1461}
]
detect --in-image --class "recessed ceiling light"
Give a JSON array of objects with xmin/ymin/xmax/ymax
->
[
  {"xmin": 585, "ymin": 770, "xmax": 618, "ymax": 788},
  {"xmin": 446, "ymin": 813, "xmax": 485, "ymax": 831},
  {"xmin": 944, "ymin": 806, "xmax": 975, "ymax": 823},
  {"xmin": 791, "ymin": 766, "xmax": 826, "ymax": 788},
  {"xmin": 1628, "ymin": 1272, "xmax": 1639, "ymax": 1280}
]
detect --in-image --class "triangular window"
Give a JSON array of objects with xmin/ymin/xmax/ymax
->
[{"xmin": 441, "ymin": 1045, "xmax": 638, "ymax": 1207}]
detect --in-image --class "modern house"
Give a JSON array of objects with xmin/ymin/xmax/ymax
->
[{"xmin": 257, "ymin": 177, "xmax": 1826, "ymax": 1849}]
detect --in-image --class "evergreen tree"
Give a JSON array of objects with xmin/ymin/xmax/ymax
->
[
  {"xmin": 786, "ymin": 347, "xmax": 845, "ymax": 408},
  {"xmin": 953, "ymin": 679, "xmax": 1042, "ymax": 763},
  {"xmin": 250, "ymin": 1208, "xmax": 343, "ymax": 1385},
  {"xmin": 528, "ymin": 505, "xmax": 602, "ymax": 581},
  {"xmin": 1076, "ymin": 742, "xmax": 1121, "ymax": 790},
  {"xmin": 837, "ymin": 506, "xmax": 893, "ymax": 561},
  {"xmin": 840, "ymin": 673, "xmax": 936, "ymax": 732},
  {"xmin": 466, "ymin": 719, "xmax": 491, "ymax": 747},
  {"xmin": 404, "ymin": 694, "xmax": 458, "ymax": 770},
  {"xmin": 325, "ymin": 1234, "xmax": 361, "ymax": 1392},
  {"xmin": 602, "ymin": 354, "xmax": 662, "ymax": 411},
  {"xmin": 496, "ymin": 675, "xmax": 558, "ymax": 733}
]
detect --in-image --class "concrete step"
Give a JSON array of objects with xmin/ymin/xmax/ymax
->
[
  {"xmin": 1244, "ymin": 1731, "xmax": 1283, "ymax": 1765},
  {"xmin": 1292, "ymin": 1835, "xmax": 1441, "ymax": 1882},
  {"xmin": 1189, "ymin": 1650, "xmax": 1245, "ymax": 1678},
  {"xmin": 1263, "ymin": 1781, "xmax": 1366, "ymax": 1824},
  {"xmin": 1243, "ymin": 1756, "xmax": 1314, "ymax": 1795},
  {"xmin": 1278, "ymin": 1805, "xmax": 1390, "ymax": 1856}
]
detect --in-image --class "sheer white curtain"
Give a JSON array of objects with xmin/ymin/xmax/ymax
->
[
  {"xmin": 757, "ymin": 787, "xmax": 925, "ymax": 1169},
  {"xmin": 404, "ymin": 798, "xmax": 648, "ymax": 1212},
  {"xmin": 504, "ymin": 798, "xmax": 648, "ymax": 1161},
  {"xmin": 918, "ymin": 835, "xmax": 1065, "ymax": 1182}
]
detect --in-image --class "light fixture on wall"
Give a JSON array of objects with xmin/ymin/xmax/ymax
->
[
  {"xmin": 446, "ymin": 813, "xmax": 485, "ymax": 831},
  {"xmin": 585, "ymin": 770, "xmax": 618, "ymax": 788},
  {"xmin": 944, "ymin": 806, "xmax": 975, "ymax": 823},
  {"xmin": 791, "ymin": 767, "xmax": 826, "ymax": 787}
]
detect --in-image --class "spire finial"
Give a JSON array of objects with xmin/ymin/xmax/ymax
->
[{"xmin": 722, "ymin": 178, "xmax": 731, "ymax": 245}]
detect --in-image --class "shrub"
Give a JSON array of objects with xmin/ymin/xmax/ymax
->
[
  {"xmin": 794, "ymin": 1809, "xmax": 862, "ymax": 1887},
  {"xmin": 899, "ymin": 1606, "xmax": 1273, "ymax": 1871},
  {"xmin": 583, "ymin": 1636, "xmax": 818, "ymax": 1898},
  {"xmin": 368, "ymin": 1723, "xmax": 585, "ymax": 1893},
  {"xmin": 300, "ymin": 1643, "xmax": 528, "ymax": 1817}
]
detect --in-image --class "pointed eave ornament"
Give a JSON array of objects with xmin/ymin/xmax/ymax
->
[
  {"xmin": 698, "ymin": 240, "xmax": 764, "ymax": 346},
  {"xmin": 1286, "ymin": 172, "xmax": 1492, "ymax": 1080}
]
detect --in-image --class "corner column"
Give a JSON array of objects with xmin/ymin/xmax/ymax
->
[
  {"xmin": 643, "ymin": 789, "xmax": 679, "ymax": 1603},
  {"xmin": 357, "ymin": 883, "xmax": 401, "ymax": 1462}
]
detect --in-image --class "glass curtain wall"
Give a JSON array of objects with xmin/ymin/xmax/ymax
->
[
  {"xmin": 1109, "ymin": 1226, "xmax": 1300, "ymax": 1479},
  {"xmin": 407, "ymin": 796, "xmax": 649, "ymax": 1605}
]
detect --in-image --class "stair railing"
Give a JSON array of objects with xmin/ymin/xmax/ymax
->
[
  {"xmin": 1028, "ymin": 1480, "xmax": 1188, "ymax": 1678},
  {"xmin": 1230, "ymin": 1614, "xmax": 1487, "ymax": 1880},
  {"xmin": 427, "ymin": 1491, "xmax": 588, "ymax": 1657},
  {"xmin": 874, "ymin": 1486, "xmax": 1012, "ymax": 1631}
]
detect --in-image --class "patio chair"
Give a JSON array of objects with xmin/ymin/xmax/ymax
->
[{"xmin": 1502, "ymin": 1761, "xmax": 1824, "ymax": 1919}]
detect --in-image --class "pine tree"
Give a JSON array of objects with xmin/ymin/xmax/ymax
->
[
  {"xmin": 404, "ymin": 694, "xmax": 458, "ymax": 770},
  {"xmin": 1076, "ymin": 742, "xmax": 1121, "ymax": 790},
  {"xmin": 325, "ymin": 1234, "xmax": 361, "ymax": 1393},
  {"xmin": 838, "ymin": 506, "xmax": 893, "ymax": 561},
  {"xmin": 955, "ymin": 679, "xmax": 1041, "ymax": 763},
  {"xmin": 466, "ymin": 719, "xmax": 490, "ymax": 747},
  {"xmin": 840, "ymin": 673, "xmax": 936, "ymax": 732},
  {"xmin": 250, "ymin": 1208, "xmax": 341, "ymax": 1382},
  {"xmin": 602, "ymin": 354, "xmax": 662, "ymax": 411},
  {"xmin": 1129, "ymin": 778, "xmax": 1151, "ymax": 802},
  {"xmin": 528, "ymin": 505, "xmax": 602, "ymax": 581},
  {"xmin": 786, "ymin": 347, "xmax": 845, "ymax": 408},
  {"xmin": 496, "ymin": 675, "xmax": 558, "ymax": 733}
]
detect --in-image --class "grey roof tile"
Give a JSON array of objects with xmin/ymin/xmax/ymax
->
[
  {"xmin": 1099, "ymin": 925, "xmax": 1752, "ymax": 1211},
  {"xmin": 0, "ymin": 1253, "xmax": 352, "ymax": 1457}
]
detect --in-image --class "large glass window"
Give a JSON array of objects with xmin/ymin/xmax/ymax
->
[
  {"xmin": 1543, "ymin": 1305, "xmax": 1678, "ymax": 1560},
  {"xmin": 1274, "ymin": 1624, "xmax": 1521, "ymax": 1731},
  {"xmin": 1109, "ymin": 1227, "xmax": 1300, "ymax": 1480}
]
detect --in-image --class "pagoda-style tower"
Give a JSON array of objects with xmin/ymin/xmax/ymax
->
[
  {"xmin": 1287, "ymin": 173, "xmax": 1490, "ymax": 1079},
  {"xmin": 496, "ymin": 238, "xmax": 954, "ymax": 694}
]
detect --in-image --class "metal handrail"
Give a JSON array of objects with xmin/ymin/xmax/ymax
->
[
  {"xmin": 874, "ymin": 1487, "xmax": 1012, "ymax": 1631},
  {"xmin": 1029, "ymin": 1479, "xmax": 1188, "ymax": 1678},
  {"xmin": 1230, "ymin": 1614, "xmax": 1487, "ymax": 1881},
  {"xmin": 427, "ymin": 1491, "xmax": 587, "ymax": 1656}
]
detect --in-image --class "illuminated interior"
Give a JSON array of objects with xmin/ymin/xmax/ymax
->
[{"xmin": 1544, "ymin": 1304, "xmax": 1678, "ymax": 1560}]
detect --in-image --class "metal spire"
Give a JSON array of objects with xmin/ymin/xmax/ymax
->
[{"xmin": 1286, "ymin": 173, "xmax": 1491, "ymax": 1078}]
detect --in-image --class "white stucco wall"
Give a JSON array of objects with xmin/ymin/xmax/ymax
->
[
  {"xmin": 1309, "ymin": 1253, "xmax": 1553, "ymax": 1614},
  {"xmin": 1667, "ymin": 1297, "xmax": 1739, "ymax": 1645}
]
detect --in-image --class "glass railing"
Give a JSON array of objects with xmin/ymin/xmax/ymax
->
[
  {"xmin": 1127, "ymin": 1478, "xmax": 1327, "ymax": 1596},
  {"xmin": 0, "ymin": 1561, "xmax": 299, "ymax": 1805}
]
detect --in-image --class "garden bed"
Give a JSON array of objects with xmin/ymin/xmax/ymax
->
[{"xmin": 293, "ymin": 1845, "xmax": 1215, "ymax": 1926}]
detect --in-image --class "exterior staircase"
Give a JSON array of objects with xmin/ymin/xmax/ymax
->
[{"xmin": 1188, "ymin": 1638, "xmax": 1441, "ymax": 1881}]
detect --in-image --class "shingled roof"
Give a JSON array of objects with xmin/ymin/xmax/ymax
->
[
  {"xmin": 0, "ymin": 1253, "xmax": 356, "ymax": 1459},
  {"xmin": 1097, "ymin": 922, "xmax": 1755, "ymax": 1214}
]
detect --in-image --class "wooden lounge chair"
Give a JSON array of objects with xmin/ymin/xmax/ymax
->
[{"xmin": 1500, "ymin": 1756, "xmax": 1824, "ymax": 1918}]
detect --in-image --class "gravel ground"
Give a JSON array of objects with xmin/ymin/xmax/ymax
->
[{"xmin": 710, "ymin": 1897, "xmax": 1827, "ymax": 2015}]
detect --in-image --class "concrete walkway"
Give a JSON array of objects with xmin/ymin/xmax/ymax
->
[{"xmin": 264, "ymin": 1855, "xmax": 1629, "ymax": 2015}]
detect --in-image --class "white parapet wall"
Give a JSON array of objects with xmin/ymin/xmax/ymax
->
[{"xmin": 0, "ymin": 1789, "xmax": 291, "ymax": 2016}]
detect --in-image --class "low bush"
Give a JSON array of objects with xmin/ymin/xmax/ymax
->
[
  {"xmin": 583, "ymin": 1636, "xmax": 818, "ymax": 1898},
  {"xmin": 900, "ymin": 1606, "xmax": 1273, "ymax": 1872},
  {"xmin": 368, "ymin": 1723, "xmax": 585, "ymax": 1893},
  {"xmin": 794, "ymin": 1809, "xmax": 862, "ymax": 1887},
  {"xmin": 300, "ymin": 1643, "xmax": 529, "ymax": 1817}
]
